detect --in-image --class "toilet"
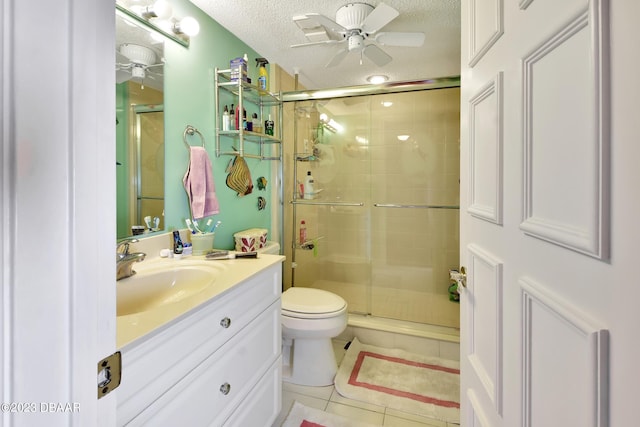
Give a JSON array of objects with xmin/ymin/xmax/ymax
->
[{"xmin": 281, "ymin": 287, "xmax": 348, "ymax": 386}]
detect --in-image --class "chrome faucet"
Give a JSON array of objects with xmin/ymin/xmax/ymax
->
[{"xmin": 116, "ymin": 238, "xmax": 146, "ymax": 281}]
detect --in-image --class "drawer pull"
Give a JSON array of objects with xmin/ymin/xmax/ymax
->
[
  {"xmin": 220, "ymin": 317, "xmax": 231, "ymax": 328},
  {"xmin": 219, "ymin": 382, "xmax": 231, "ymax": 395}
]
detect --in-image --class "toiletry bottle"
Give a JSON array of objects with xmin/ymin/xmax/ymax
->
[
  {"xmin": 243, "ymin": 108, "xmax": 248, "ymax": 130},
  {"xmin": 229, "ymin": 104, "xmax": 235, "ymax": 130},
  {"xmin": 299, "ymin": 220, "xmax": 307, "ymax": 244},
  {"xmin": 173, "ymin": 230, "xmax": 184, "ymax": 255},
  {"xmin": 265, "ymin": 114, "xmax": 274, "ymax": 136},
  {"xmin": 303, "ymin": 171, "xmax": 315, "ymax": 199},
  {"xmin": 222, "ymin": 105, "xmax": 230, "ymax": 131},
  {"xmin": 245, "ymin": 110, "xmax": 252, "ymax": 131},
  {"xmin": 252, "ymin": 113, "xmax": 261, "ymax": 133},
  {"xmin": 256, "ymin": 58, "xmax": 269, "ymax": 90}
]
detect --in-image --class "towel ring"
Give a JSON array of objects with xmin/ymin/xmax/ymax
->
[{"xmin": 183, "ymin": 125, "xmax": 205, "ymax": 149}]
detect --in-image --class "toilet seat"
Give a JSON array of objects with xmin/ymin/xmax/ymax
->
[{"xmin": 282, "ymin": 287, "xmax": 347, "ymax": 319}]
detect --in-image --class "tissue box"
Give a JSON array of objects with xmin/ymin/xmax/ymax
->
[
  {"xmin": 230, "ymin": 56, "xmax": 248, "ymax": 82},
  {"xmin": 234, "ymin": 228, "xmax": 268, "ymax": 252}
]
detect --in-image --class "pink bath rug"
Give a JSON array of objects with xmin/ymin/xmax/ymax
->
[
  {"xmin": 334, "ymin": 338, "xmax": 460, "ymax": 423},
  {"xmin": 281, "ymin": 401, "xmax": 380, "ymax": 427}
]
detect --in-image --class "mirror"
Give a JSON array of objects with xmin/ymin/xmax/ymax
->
[{"xmin": 116, "ymin": 9, "xmax": 165, "ymax": 239}]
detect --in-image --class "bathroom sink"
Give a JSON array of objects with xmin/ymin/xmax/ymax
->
[{"xmin": 116, "ymin": 263, "xmax": 224, "ymax": 316}]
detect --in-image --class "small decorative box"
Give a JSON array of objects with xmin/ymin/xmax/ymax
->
[{"xmin": 233, "ymin": 228, "xmax": 268, "ymax": 252}]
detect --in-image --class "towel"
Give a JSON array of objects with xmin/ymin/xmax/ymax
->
[{"xmin": 183, "ymin": 146, "xmax": 220, "ymax": 219}]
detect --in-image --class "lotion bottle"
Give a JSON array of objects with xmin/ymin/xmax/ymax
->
[
  {"xmin": 222, "ymin": 105, "xmax": 230, "ymax": 131},
  {"xmin": 303, "ymin": 171, "xmax": 315, "ymax": 199}
]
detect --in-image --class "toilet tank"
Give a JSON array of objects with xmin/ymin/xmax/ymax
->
[{"xmin": 256, "ymin": 241, "xmax": 280, "ymax": 255}]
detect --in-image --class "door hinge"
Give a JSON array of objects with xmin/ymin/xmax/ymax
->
[{"xmin": 97, "ymin": 351, "xmax": 122, "ymax": 399}]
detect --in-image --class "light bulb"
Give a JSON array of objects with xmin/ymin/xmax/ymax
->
[
  {"xmin": 176, "ymin": 16, "xmax": 200, "ymax": 36},
  {"xmin": 151, "ymin": 0, "xmax": 172, "ymax": 19},
  {"xmin": 367, "ymin": 75, "xmax": 388, "ymax": 84}
]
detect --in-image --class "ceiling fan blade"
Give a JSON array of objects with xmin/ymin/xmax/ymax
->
[
  {"xmin": 374, "ymin": 31, "xmax": 425, "ymax": 47},
  {"xmin": 305, "ymin": 13, "xmax": 347, "ymax": 38},
  {"xmin": 363, "ymin": 44, "xmax": 392, "ymax": 66},
  {"xmin": 361, "ymin": 2, "xmax": 399, "ymax": 34},
  {"xmin": 291, "ymin": 39, "xmax": 341, "ymax": 48},
  {"xmin": 326, "ymin": 48, "xmax": 349, "ymax": 68}
]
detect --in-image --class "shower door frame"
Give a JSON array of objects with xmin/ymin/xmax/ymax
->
[{"xmin": 282, "ymin": 77, "xmax": 461, "ymax": 323}]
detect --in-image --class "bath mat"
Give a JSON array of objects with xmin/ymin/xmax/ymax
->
[
  {"xmin": 334, "ymin": 338, "xmax": 460, "ymax": 423},
  {"xmin": 281, "ymin": 401, "xmax": 380, "ymax": 427}
]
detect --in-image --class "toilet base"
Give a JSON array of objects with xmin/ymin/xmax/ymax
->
[{"xmin": 282, "ymin": 337, "xmax": 337, "ymax": 386}]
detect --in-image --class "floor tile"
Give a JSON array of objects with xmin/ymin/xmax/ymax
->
[
  {"xmin": 282, "ymin": 381, "xmax": 334, "ymax": 400},
  {"xmin": 272, "ymin": 391, "xmax": 329, "ymax": 427},
  {"xmin": 329, "ymin": 388, "xmax": 385, "ymax": 413},
  {"xmin": 326, "ymin": 401, "xmax": 385, "ymax": 425}
]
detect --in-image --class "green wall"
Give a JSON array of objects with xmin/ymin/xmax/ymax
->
[
  {"xmin": 163, "ymin": 0, "xmax": 273, "ymax": 249},
  {"xmin": 116, "ymin": 83, "xmax": 129, "ymax": 239}
]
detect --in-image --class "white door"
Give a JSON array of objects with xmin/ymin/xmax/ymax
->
[
  {"xmin": 2, "ymin": 0, "xmax": 116, "ymax": 425},
  {"xmin": 460, "ymin": 1, "xmax": 640, "ymax": 426}
]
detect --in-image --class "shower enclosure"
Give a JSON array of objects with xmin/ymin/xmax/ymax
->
[{"xmin": 283, "ymin": 79, "xmax": 461, "ymax": 329}]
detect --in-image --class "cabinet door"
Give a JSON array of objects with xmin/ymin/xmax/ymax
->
[
  {"xmin": 222, "ymin": 358, "xmax": 282, "ymax": 427},
  {"xmin": 128, "ymin": 301, "xmax": 281, "ymax": 426}
]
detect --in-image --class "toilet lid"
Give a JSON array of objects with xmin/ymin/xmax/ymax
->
[{"xmin": 282, "ymin": 287, "xmax": 347, "ymax": 315}]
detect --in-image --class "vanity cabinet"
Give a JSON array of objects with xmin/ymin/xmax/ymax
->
[
  {"xmin": 117, "ymin": 263, "xmax": 282, "ymax": 426},
  {"xmin": 213, "ymin": 68, "xmax": 282, "ymax": 160}
]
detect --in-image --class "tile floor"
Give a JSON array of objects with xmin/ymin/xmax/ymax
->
[{"xmin": 272, "ymin": 339, "xmax": 460, "ymax": 427}]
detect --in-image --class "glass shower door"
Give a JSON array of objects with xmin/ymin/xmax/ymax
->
[
  {"xmin": 369, "ymin": 89, "xmax": 460, "ymax": 328},
  {"xmin": 288, "ymin": 86, "xmax": 460, "ymax": 329},
  {"xmin": 290, "ymin": 98, "xmax": 371, "ymax": 314}
]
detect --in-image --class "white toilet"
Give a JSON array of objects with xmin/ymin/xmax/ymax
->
[{"xmin": 281, "ymin": 287, "xmax": 348, "ymax": 386}]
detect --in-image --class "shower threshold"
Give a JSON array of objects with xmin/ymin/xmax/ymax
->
[{"xmin": 348, "ymin": 313, "xmax": 460, "ymax": 344}]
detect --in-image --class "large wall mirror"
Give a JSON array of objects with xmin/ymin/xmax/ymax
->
[{"xmin": 116, "ymin": 9, "xmax": 165, "ymax": 239}]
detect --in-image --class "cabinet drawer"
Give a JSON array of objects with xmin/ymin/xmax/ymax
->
[
  {"xmin": 118, "ymin": 264, "xmax": 281, "ymax": 425},
  {"xmin": 128, "ymin": 301, "xmax": 281, "ymax": 426},
  {"xmin": 222, "ymin": 358, "xmax": 282, "ymax": 427}
]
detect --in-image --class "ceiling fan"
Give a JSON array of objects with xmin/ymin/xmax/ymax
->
[
  {"xmin": 116, "ymin": 43, "xmax": 163, "ymax": 86},
  {"xmin": 291, "ymin": 2, "xmax": 425, "ymax": 68}
]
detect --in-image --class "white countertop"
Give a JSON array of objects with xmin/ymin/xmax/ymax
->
[{"xmin": 117, "ymin": 253, "xmax": 284, "ymax": 349}]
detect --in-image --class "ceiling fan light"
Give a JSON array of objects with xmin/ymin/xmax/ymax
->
[
  {"xmin": 367, "ymin": 75, "xmax": 388, "ymax": 84},
  {"xmin": 120, "ymin": 43, "xmax": 156, "ymax": 66}
]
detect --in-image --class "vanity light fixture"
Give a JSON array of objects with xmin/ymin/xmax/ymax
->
[
  {"xmin": 140, "ymin": 0, "xmax": 172, "ymax": 20},
  {"xmin": 116, "ymin": 1, "xmax": 200, "ymax": 47},
  {"xmin": 367, "ymin": 75, "xmax": 388, "ymax": 84},
  {"xmin": 397, "ymin": 135, "xmax": 410, "ymax": 141},
  {"xmin": 173, "ymin": 16, "xmax": 200, "ymax": 37}
]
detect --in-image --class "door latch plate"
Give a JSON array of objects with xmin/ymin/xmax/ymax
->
[{"xmin": 97, "ymin": 351, "xmax": 122, "ymax": 399}]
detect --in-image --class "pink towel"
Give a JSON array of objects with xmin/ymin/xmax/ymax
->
[{"xmin": 183, "ymin": 147, "xmax": 220, "ymax": 219}]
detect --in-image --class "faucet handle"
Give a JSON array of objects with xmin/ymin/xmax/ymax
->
[{"xmin": 117, "ymin": 238, "xmax": 139, "ymax": 255}]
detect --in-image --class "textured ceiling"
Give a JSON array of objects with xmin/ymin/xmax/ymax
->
[{"xmin": 190, "ymin": 0, "xmax": 461, "ymax": 89}]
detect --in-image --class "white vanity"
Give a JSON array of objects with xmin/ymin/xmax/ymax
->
[{"xmin": 115, "ymin": 242, "xmax": 284, "ymax": 427}]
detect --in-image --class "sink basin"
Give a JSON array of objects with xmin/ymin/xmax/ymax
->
[{"xmin": 117, "ymin": 263, "xmax": 224, "ymax": 316}]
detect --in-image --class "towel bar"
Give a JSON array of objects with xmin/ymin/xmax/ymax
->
[{"xmin": 183, "ymin": 125, "xmax": 205, "ymax": 149}]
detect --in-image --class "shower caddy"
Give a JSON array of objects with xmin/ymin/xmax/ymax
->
[{"xmin": 213, "ymin": 67, "xmax": 282, "ymax": 160}]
